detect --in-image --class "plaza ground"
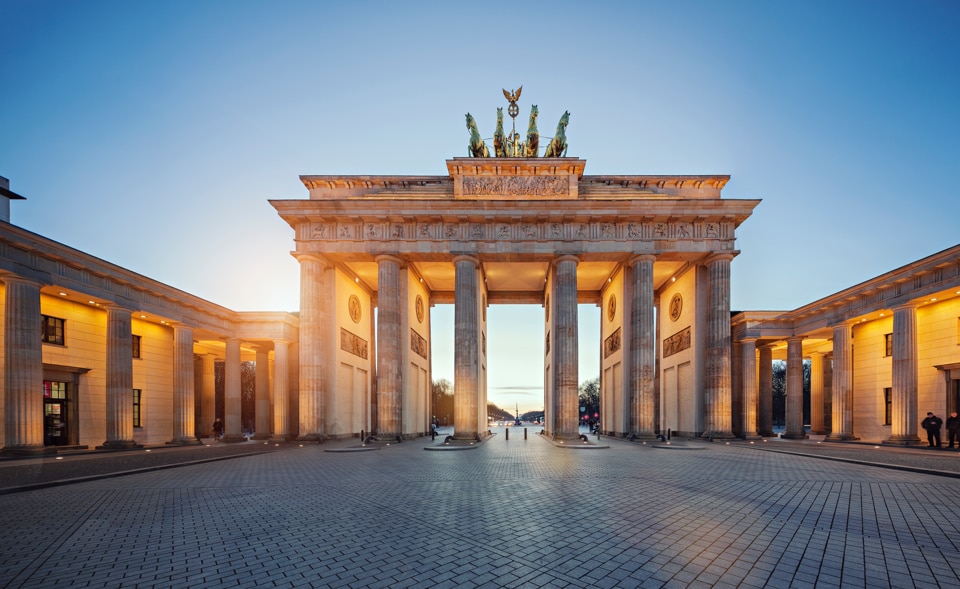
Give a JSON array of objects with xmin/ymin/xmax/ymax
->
[{"xmin": 1, "ymin": 430, "xmax": 959, "ymax": 588}]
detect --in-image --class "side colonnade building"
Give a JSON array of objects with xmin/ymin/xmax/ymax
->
[{"xmin": 732, "ymin": 244, "xmax": 960, "ymax": 444}]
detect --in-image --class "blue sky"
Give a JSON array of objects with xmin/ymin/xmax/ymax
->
[{"xmin": 2, "ymin": 1, "xmax": 958, "ymax": 413}]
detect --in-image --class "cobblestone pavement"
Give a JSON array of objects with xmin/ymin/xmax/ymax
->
[{"xmin": 1, "ymin": 433, "xmax": 959, "ymax": 588}]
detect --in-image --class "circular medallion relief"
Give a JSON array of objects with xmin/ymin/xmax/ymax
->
[
  {"xmin": 415, "ymin": 295, "xmax": 424, "ymax": 324},
  {"xmin": 607, "ymin": 294, "xmax": 617, "ymax": 322},
  {"xmin": 669, "ymin": 293, "xmax": 683, "ymax": 322},
  {"xmin": 348, "ymin": 294, "xmax": 362, "ymax": 324}
]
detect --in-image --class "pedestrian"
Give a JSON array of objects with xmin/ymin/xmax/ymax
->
[
  {"xmin": 212, "ymin": 417, "xmax": 224, "ymax": 440},
  {"xmin": 921, "ymin": 412, "xmax": 943, "ymax": 448},
  {"xmin": 946, "ymin": 411, "xmax": 960, "ymax": 449}
]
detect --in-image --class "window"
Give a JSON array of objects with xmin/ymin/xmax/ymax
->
[
  {"xmin": 883, "ymin": 387, "xmax": 892, "ymax": 425},
  {"xmin": 41, "ymin": 315, "xmax": 65, "ymax": 345},
  {"xmin": 133, "ymin": 389, "xmax": 142, "ymax": 428},
  {"xmin": 132, "ymin": 335, "xmax": 141, "ymax": 359},
  {"xmin": 884, "ymin": 333, "xmax": 892, "ymax": 357}
]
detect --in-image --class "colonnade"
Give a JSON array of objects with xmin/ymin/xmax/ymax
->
[{"xmin": 0, "ymin": 275, "xmax": 291, "ymax": 454}]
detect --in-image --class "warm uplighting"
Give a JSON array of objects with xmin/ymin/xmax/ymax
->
[
  {"xmin": 56, "ymin": 456, "xmax": 63, "ymax": 460},
  {"xmin": 355, "ymin": 277, "xmax": 359, "ymax": 283},
  {"xmin": 671, "ymin": 277, "xmax": 676, "ymax": 282},
  {"xmin": 930, "ymin": 297, "xmax": 937, "ymax": 302},
  {"xmin": 59, "ymin": 292, "xmax": 67, "ymax": 296},
  {"xmin": 88, "ymin": 300, "xmax": 96, "ymax": 305}
]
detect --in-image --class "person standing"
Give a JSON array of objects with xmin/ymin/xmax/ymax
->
[
  {"xmin": 921, "ymin": 412, "xmax": 943, "ymax": 448},
  {"xmin": 212, "ymin": 417, "xmax": 224, "ymax": 440},
  {"xmin": 946, "ymin": 411, "xmax": 960, "ymax": 449}
]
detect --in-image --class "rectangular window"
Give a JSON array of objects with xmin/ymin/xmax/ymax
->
[
  {"xmin": 884, "ymin": 333, "xmax": 892, "ymax": 357},
  {"xmin": 883, "ymin": 387, "xmax": 892, "ymax": 425},
  {"xmin": 132, "ymin": 335, "xmax": 141, "ymax": 359},
  {"xmin": 133, "ymin": 389, "xmax": 142, "ymax": 428},
  {"xmin": 41, "ymin": 315, "xmax": 65, "ymax": 345}
]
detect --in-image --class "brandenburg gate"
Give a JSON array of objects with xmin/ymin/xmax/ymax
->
[{"xmin": 270, "ymin": 100, "xmax": 759, "ymax": 443}]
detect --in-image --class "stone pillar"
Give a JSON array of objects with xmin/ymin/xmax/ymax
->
[
  {"xmin": 101, "ymin": 305, "xmax": 138, "ymax": 448},
  {"xmin": 252, "ymin": 346, "xmax": 271, "ymax": 439},
  {"xmin": 827, "ymin": 323, "xmax": 858, "ymax": 441},
  {"xmin": 741, "ymin": 339, "xmax": 759, "ymax": 439},
  {"xmin": 376, "ymin": 255, "xmax": 403, "ymax": 439},
  {"xmin": 888, "ymin": 304, "xmax": 921, "ymax": 445},
  {"xmin": 782, "ymin": 336, "xmax": 807, "ymax": 439},
  {"xmin": 222, "ymin": 337, "xmax": 245, "ymax": 442},
  {"xmin": 809, "ymin": 352, "xmax": 825, "ymax": 435},
  {"xmin": 297, "ymin": 254, "xmax": 326, "ymax": 440},
  {"xmin": 453, "ymin": 255, "xmax": 480, "ymax": 441},
  {"xmin": 703, "ymin": 253, "xmax": 734, "ymax": 439},
  {"xmin": 629, "ymin": 254, "xmax": 657, "ymax": 439},
  {"xmin": 271, "ymin": 339, "xmax": 290, "ymax": 441},
  {"xmin": 758, "ymin": 345, "xmax": 774, "ymax": 437},
  {"xmin": 169, "ymin": 325, "xmax": 199, "ymax": 444},
  {"xmin": 554, "ymin": 255, "xmax": 580, "ymax": 440},
  {"xmin": 199, "ymin": 354, "xmax": 216, "ymax": 437},
  {"xmin": 1, "ymin": 276, "xmax": 49, "ymax": 455}
]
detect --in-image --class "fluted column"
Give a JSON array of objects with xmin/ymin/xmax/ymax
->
[
  {"xmin": 199, "ymin": 354, "xmax": 216, "ymax": 437},
  {"xmin": 827, "ymin": 323, "xmax": 858, "ymax": 440},
  {"xmin": 554, "ymin": 255, "xmax": 580, "ymax": 440},
  {"xmin": 453, "ymin": 255, "xmax": 480, "ymax": 440},
  {"xmin": 222, "ymin": 337, "xmax": 245, "ymax": 442},
  {"xmin": 809, "ymin": 352, "xmax": 825, "ymax": 434},
  {"xmin": 741, "ymin": 339, "xmax": 759, "ymax": 438},
  {"xmin": 888, "ymin": 304, "xmax": 921, "ymax": 445},
  {"xmin": 169, "ymin": 325, "xmax": 199, "ymax": 444},
  {"xmin": 297, "ymin": 254, "xmax": 326, "ymax": 440},
  {"xmin": 376, "ymin": 255, "xmax": 403, "ymax": 438},
  {"xmin": 271, "ymin": 339, "xmax": 290, "ymax": 440},
  {"xmin": 102, "ymin": 305, "xmax": 138, "ymax": 448},
  {"xmin": 1, "ymin": 276, "xmax": 48, "ymax": 455},
  {"xmin": 782, "ymin": 336, "xmax": 807, "ymax": 439},
  {"xmin": 252, "ymin": 346, "xmax": 271, "ymax": 439},
  {"xmin": 703, "ymin": 253, "xmax": 734, "ymax": 439},
  {"xmin": 629, "ymin": 255, "xmax": 657, "ymax": 439},
  {"xmin": 758, "ymin": 345, "xmax": 774, "ymax": 437}
]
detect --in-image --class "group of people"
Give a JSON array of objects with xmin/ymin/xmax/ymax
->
[{"xmin": 921, "ymin": 411, "xmax": 960, "ymax": 448}]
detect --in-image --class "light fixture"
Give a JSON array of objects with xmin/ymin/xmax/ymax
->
[
  {"xmin": 88, "ymin": 300, "xmax": 96, "ymax": 305},
  {"xmin": 140, "ymin": 314, "xmax": 146, "ymax": 319},
  {"xmin": 355, "ymin": 277, "xmax": 359, "ymax": 283},
  {"xmin": 59, "ymin": 292, "xmax": 67, "ymax": 296},
  {"xmin": 931, "ymin": 297, "xmax": 937, "ymax": 302},
  {"xmin": 671, "ymin": 277, "xmax": 676, "ymax": 282}
]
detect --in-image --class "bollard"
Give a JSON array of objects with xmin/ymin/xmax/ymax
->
[
  {"xmin": 361, "ymin": 429, "xmax": 365, "ymax": 442},
  {"xmin": 667, "ymin": 428, "xmax": 672, "ymax": 441},
  {"xmin": 524, "ymin": 427, "xmax": 528, "ymax": 440},
  {"xmin": 505, "ymin": 427, "xmax": 509, "ymax": 440}
]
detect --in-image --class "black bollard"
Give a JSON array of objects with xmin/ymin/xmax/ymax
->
[
  {"xmin": 505, "ymin": 427, "xmax": 509, "ymax": 440},
  {"xmin": 524, "ymin": 427, "xmax": 528, "ymax": 440}
]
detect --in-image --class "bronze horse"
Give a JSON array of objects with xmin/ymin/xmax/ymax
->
[
  {"xmin": 465, "ymin": 113, "xmax": 489, "ymax": 158},
  {"xmin": 544, "ymin": 111, "xmax": 570, "ymax": 158},
  {"xmin": 523, "ymin": 105, "xmax": 539, "ymax": 158}
]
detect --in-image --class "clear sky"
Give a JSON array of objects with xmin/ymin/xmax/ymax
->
[{"xmin": 2, "ymin": 0, "xmax": 958, "ymax": 414}]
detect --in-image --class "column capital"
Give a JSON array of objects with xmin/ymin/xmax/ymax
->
[
  {"xmin": 627, "ymin": 254, "xmax": 656, "ymax": 266},
  {"xmin": 0, "ymin": 273, "xmax": 42, "ymax": 288},
  {"xmin": 451, "ymin": 254, "xmax": 480, "ymax": 267},
  {"xmin": 891, "ymin": 301, "xmax": 920, "ymax": 312},
  {"xmin": 554, "ymin": 254, "xmax": 580, "ymax": 265},
  {"xmin": 293, "ymin": 253, "xmax": 330, "ymax": 268},
  {"xmin": 703, "ymin": 252, "xmax": 735, "ymax": 265},
  {"xmin": 375, "ymin": 254, "xmax": 405, "ymax": 266}
]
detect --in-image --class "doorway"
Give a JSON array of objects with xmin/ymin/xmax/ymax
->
[{"xmin": 43, "ymin": 381, "xmax": 70, "ymax": 446}]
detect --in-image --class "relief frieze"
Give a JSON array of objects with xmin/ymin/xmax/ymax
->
[
  {"xmin": 603, "ymin": 327, "xmax": 622, "ymax": 359},
  {"xmin": 340, "ymin": 327, "xmax": 368, "ymax": 359},
  {"xmin": 462, "ymin": 175, "xmax": 569, "ymax": 198},
  {"xmin": 663, "ymin": 326, "xmax": 691, "ymax": 359},
  {"xmin": 410, "ymin": 328, "xmax": 428, "ymax": 359},
  {"xmin": 304, "ymin": 221, "xmax": 730, "ymax": 242}
]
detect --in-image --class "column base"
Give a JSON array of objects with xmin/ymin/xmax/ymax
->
[
  {"xmin": 268, "ymin": 436, "xmax": 292, "ymax": 443},
  {"xmin": 824, "ymin": 433, "xmax": 860, "ymax": 442},
  {"xmin": 97, "ymin": 440, "xmax": 142, "ymax": 450},
  {"xmin": 743, "ymin": 434, "xmax": 764, "ymax": 441},
  {"xmin": 780, "ymin": 432, "xmax": 809, "ymax": 440},
  {"xmin": 296, "ymin": 434, "xmax": 322, "ymax": 442},
  {"xmin": 759, "ymin": 429, "xmax": 776, "ymax": 437},
  {"xmin": 250, "ymin": 433, "xmax": 272, "ymax": 440},
  {"xmin": 1, "ymin": 445, "xmax": 57, "ymax": 457},
  {"xmin": 167, "ymin": 438, "xmax": 203, "ymax": 446},
  {"xmin": 701, "ymin": 430, "xmax": 736, "ymax": 441},
  {"xmin": 882, "ymin": 435, "xmax": 922, "ymax": 446},
  {"xmin": 220, "ymin": 434, "xmax": 247, "ymax": 444},
  {"xmin": 630, "ymin": 432, "xmax": 659, "ymax": 442}
]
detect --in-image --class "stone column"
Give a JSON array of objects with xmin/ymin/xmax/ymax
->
[
  {"xmin": 758, "ymin": 345, "xmax": 774, "ymax": 437},
  {"xmin": 376, "ymin": 255, "xmax": 403, "ymax": 439},
  {"xmin": 809, "ymin": 352, "xmax": 825, "ymax": 435},
  {"xmin": 1, "ymin": 276, "xmax": 48, "ymax": 455},
  {"xmin": 888, "ymin": 303, "xmax": 921, "ymax": 445},
  {"xmin": 703, "ymin": 253, "xmax": 734, "ymax": 439},
  {"xmin": 222, "ymin": 337, "xmax": 245, "ymax": 442},
  {"xmin": 101, "ymin": 305, "xmax": 138, "ymax": 448},
  {"xmin": 199, "ymin": 354, "xmax": 216, "ymax": 437},
  {"xmin": 629, "ymin": 255, "xmax": 657, "ymax": 439},
  {"xmin": 271, "ymin": 339, "xmax": 290, "ymax": 441},
  {"xmin": 741, "ymin": 339, "xmax": 759, "ymax": 439},
  {"xmin": 554, "ymin": 255, "xmax": 580, "ymax": 440},
  {"xmin": 297, "ymin": 254, "xmax": 326, "ymax": 440},
  {"xmin": 170, "ymin": 325, "xmax": 199, "ymax": 445},
  {"xmin": 827, "ymin": 323, "xmax": 858, "ymax": 441},
  {"xmin": 453, "ymin": 255, "xmax": 480, "ymax": 441},
  {"xmin": 252, "ymin": 346, "xmax": 271, "ymax": 439},
  {"xmin": 782, "ymin": 336, "xmax": 807, "ymax": 439}
]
